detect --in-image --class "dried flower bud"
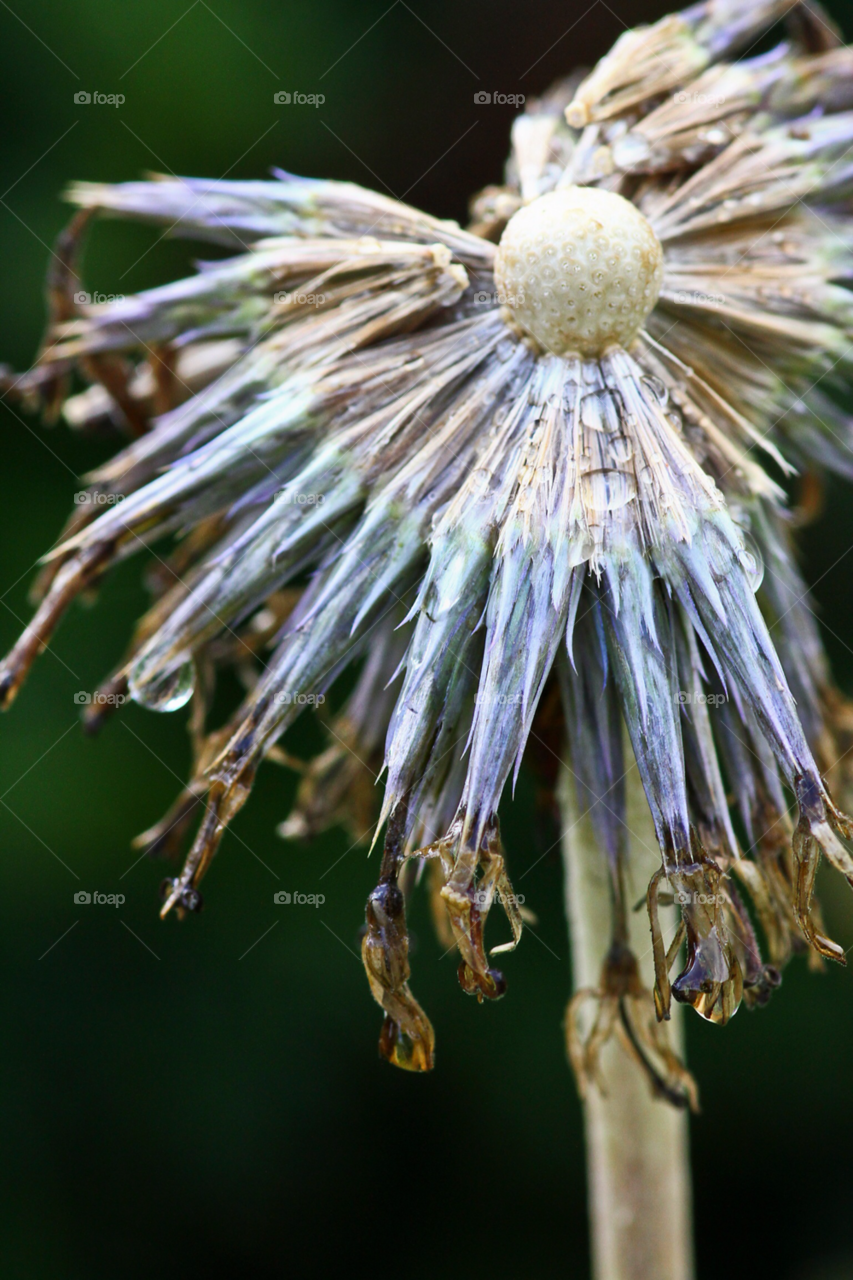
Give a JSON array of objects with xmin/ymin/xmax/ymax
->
[
  {"xmin": 2, "ymin": 0, "xmax": 853, "ymax": 1083},
  {"xmin": 494, "ymin": 187, "xmax": 664, "ymax": 356}
]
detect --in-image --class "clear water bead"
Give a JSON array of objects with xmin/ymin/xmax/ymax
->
[
  {"xmin": 739, "ymin": 534, "xmax": 765, "ymax": 593},
  {"xmin": 129, "ymin": 659, "xmax": 195, "ymax": 712}
]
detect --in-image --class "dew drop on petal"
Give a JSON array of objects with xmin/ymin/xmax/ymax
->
[
  {"xmin": 580, "ymin": 467, "xmax": 637, "ymax": 513},
  {"xmin": 739, "ymin": 534, "xmax": 765, "ymax": 593},
  {"xmin": 129, "ymin": 660, "xmax": 195, "ymax": 712},
  {"xmin": 705, "ymin": 525, "xmax": 738, "ymax": 582},
  {"xmin": 641, "ymin": 374, "xmax": 669, "ymax": 409}
]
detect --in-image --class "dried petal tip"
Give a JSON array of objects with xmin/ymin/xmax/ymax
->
[
  {"xmin": 494, "ymin": 188, "xmax": 663, "ymax": 357},
  {"xmin": 567, "ymin": 941, "xmax": 699, "ymax": 1111},
  {"xmin": 362, "ymin": 879, "xmax": 435, "ymax": 1072}
]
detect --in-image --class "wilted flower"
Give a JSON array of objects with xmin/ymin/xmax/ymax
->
[{"xmin": 4, "ymin": 0, "xmax": 853, "ymax": 1090}]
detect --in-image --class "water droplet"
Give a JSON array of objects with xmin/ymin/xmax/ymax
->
[
  {"xmin": 705, "ymin": 525, "xmax": 737, "ymax": 581},
  {"xmin": 641, "ymin": 374, "xmax": 669, "ymax": 409},
  {"xmin": 129, "ymin": 659, "xmax": 195, "ymax": 712},
  {"xmin": 580, "ymin": 390, "xmax": 622, "ymax": 434},
  {"xmin": 580, "ymin": 466, "xmax": 637, "ymax": 512},
  {"xmin": 738, "ymin": 533, "xmax": 764, "ymax": 593},
  {"xmin": 610, "ymin": 437, "xmax": 634, "ymax": 465}
]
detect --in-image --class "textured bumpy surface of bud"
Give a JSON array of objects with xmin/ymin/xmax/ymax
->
[{"xmin": 494, "ymin": 187, "xmax": 664, "ymax": 357}]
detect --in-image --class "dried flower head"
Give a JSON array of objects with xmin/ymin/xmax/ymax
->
[{"xmin": 4, "ymin": 0, "xmax": 853, "ymax": 1087}]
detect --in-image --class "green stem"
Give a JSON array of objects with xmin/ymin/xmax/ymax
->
[{"xmin": 559, "ymin": 758, "xmax": 694, "ymax": 1280}]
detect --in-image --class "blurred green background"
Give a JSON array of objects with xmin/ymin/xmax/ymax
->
[{"xmin": 1, "ymin": 2, "xmax": 852, "ymax": 1276}]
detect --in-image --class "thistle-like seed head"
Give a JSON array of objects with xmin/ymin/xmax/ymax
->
[
  {"xmin": 494, "ymin": 186, "xmax": 664, "ymax": 357},
  {"xmin": 3, "ymin": 0, "xmax": 853, "ymax": 1079}
]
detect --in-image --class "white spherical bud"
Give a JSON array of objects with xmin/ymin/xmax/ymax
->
[{"xmin": 494, "ymin": 186, "xmax": 664, "ymax": 358}]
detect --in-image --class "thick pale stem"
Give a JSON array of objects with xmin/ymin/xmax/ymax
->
[{"xmin": 559, "ymin": 758, "xmax": 694, "ymax": 1280}]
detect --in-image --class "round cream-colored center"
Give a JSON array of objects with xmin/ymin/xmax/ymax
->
[{"xmin": 494, "ymin": 186, "xmax": 664, "ymax": 358}]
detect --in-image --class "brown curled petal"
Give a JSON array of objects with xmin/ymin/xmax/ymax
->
[
  {"xmin": 617, "ymin": 995, "xmax": 700, "ymax": 1113},
  {"xmin": 647, "ymin": 867, "xmax": 673, "ymax": 1021},
  {"xmin": 277, "ymin": 738, "xmax": 376, "ymax": 845},
  {"xmin": 37, "ymin": 210, "xmax": 151, "ymax": 437},
  {"xmin": 565, "ymin": 988, "xmax": 603, "ymax": 1099},
  {"xmin": 428, "ymin": 813, "xmax": 517, "ymax": 1000},
  {"xmin": 160, "ymin": 767, "xmax": 255, "ymax": 919},
  {"xmin": 719, "ymin": 877, "xmax": 782, "ymax": 1009},
  {"xmin": 133, "ymin": 781, "xmax": 206, "ymax": 862},
  {"xmin": 362, "ymin": 879, "xmax": 435, "ymax": 1072},
  {"xmin": 80, "ymin": 351, "xmax": 151, "ymax": 439},
  {"xmin": 731, "ymin": 857, "xmax": 792, "ymax": 970},
  {"xmin": 149, "ymin": 342, "xmax": 180, "ymax": 417},
  {"xmin": 791, "ymin": 820, "xmax": 847, "ymax": 964},
  {"xmin": 80, "ymin": 672, "xmax": 130, "ymax": 735},
  {"xmin": 486, "ymin": 852, "xmax": 524, "ymax": 957},
  {"xmin": 668, "ymin": 856, "xmax": 744, "ymax": 1025},
  {"xmin": 0, "ymin": 542, "xmax": 114, "ymax": 710},
  {"xmin": 441, "ymin": 848, "xmax": 506, "ymax": 1001},
  {"xmin": 566, "ymin": 945, "xmax": 698, "ymax": 1112},
  {"xmin": 426, "ymin": 856, "xmax": 456, "ymax": 953},
  {"xmin": 33, "ymin": 209, "xmax": 95, "ymax": 422},
  {"xmin": 566, "ymin": 990, "xmax": 619, "ymax": 1099}
]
